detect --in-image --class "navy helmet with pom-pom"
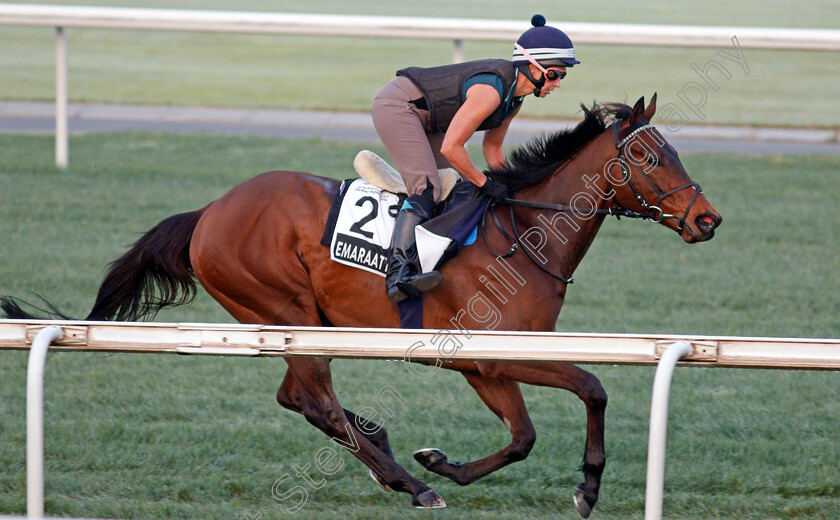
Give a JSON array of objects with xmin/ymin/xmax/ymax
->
[{"xmin": 513, "ymin": 14, "xmax": 579, "ymax": 67}]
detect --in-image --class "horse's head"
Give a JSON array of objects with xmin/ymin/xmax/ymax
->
[{"xmin": 606, "ymin": 94, "xmax": 722, "ymax": 242}]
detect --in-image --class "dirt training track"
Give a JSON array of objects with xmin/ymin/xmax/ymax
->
[{"xmin": 2, "ymin": 101, "xmax": 839, "ymax": 156}]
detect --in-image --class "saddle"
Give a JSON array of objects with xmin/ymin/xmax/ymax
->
[{"xmin": 353, "ymin": 151, "xmax": 461, "ymax": 203}]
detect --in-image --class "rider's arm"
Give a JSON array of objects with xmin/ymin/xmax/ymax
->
[
  {"xmin": 482, "ymin": 103, "xmax": 521, "ymax": 170},
  {"xmin": 439, "ymin": 83, "xmax": 501, "ymax": 187}
]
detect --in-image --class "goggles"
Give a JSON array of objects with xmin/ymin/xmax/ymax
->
[
  {"xmin": 544, "ymin": 68, "xmax": 567, "ymax": 81},
  {"xmin": 514, "ymin": 43, "xmax": 567, "ymax": 82}
]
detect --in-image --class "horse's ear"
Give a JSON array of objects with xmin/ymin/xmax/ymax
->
[
  {"xmin": 643, "ymin": 92, "xmax": 657, "ymax": 120},
  {"xmin": 629, "ymin": 96, "xmax": 645, "ymax": 123}
]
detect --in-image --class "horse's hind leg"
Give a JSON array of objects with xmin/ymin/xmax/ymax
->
[
  {"xmin": 413, "ymin": 371, "xmax": 536, "ymax": 486},
  {"xmin": 283, "ymin": 358, "xmax": 444, "ymax": 508},
  {"xmin": 276, "ymin": 371, "xmax": 394, "ymax": 457},
  {"xmin": 276, "ymin": 370, "xmax": 396, "ymax": 490}
]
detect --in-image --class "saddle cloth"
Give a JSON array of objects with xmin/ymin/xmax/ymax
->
[{"xmin": 323, "ymin": 178, "xmax": 400, "ymax": 277}]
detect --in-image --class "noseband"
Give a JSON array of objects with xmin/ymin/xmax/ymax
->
[{"xmin": 483, "ymin": 119, "xmax": 704, "ymax": 285}]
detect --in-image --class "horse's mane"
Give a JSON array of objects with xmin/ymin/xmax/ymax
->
[{"xmin": 488, "ymin": 102, "xmax": 633, "ymax": 193}]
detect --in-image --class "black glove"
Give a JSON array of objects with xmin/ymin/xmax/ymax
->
[{"xmin": 478, "ymin": 178, "xmax": 509, "ymax": 203}]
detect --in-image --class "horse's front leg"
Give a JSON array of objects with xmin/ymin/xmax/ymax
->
[
  {"xmin": 413, "ymin": 369, "xmax": 536, "ymax": 485},
  {"xmin": 474, "ymin": 361, "xmax": 607, "ymax": 519}
]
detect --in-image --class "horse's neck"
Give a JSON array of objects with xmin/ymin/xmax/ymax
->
[{"xmin": 516, "ymin": 133, "xmax": 615, "ymax": 279}]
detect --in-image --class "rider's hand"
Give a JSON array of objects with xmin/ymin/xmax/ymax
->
[{"xmin": 478, "ymin": 178, "xmax": 510, "ymax": 203}]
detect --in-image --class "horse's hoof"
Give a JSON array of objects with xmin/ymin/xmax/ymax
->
[
  {"xmin": 369, "ymin": 469, "xmax": 391, "ymax": 491},
  {"xmin": 412, "ymin": 488, "xmax": 446, "ymax": 509},
  {"xmin": 573, "ymin": 486, "xmax": 596, "ymax": 519},
  {"xmin": 413, "ymin": 447, "xmax": 447, "ymax": 469}
]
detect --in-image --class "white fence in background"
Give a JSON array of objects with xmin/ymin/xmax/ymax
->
[
  {"xmin": 2, "ymin": 319, "xmax": 839, "ymax": 519},
  {"xmin": 3, "ymin": 4, "xmax": 840, "ymax": 50},
  {"xmin": 2, "ymin": 3, "xmax": 840, "ymax": 168}
]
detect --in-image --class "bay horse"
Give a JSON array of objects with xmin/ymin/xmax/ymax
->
[{"xmin": 3, "ymin": 95, "xmax": 721, "ymax": 517}]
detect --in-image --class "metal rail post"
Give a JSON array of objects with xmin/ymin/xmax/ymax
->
[
  {"xmin": 27, "ymin": 326, "xmax": 64, "ymax": 517},
  {"xmin": 55, "ymin": 26, "xmax": 68, "ymax": 170},
  {"xmin": 644, "ymin": 340, "xmax": 693, "ymax": 520},
  {"xmin": 453, "ymin": 39, "xmax": 464, "ymax": 63}
]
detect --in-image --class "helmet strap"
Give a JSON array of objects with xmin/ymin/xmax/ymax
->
[{"xmin": 517, "ymin": 64, "xmax": 545, "ymax": 97}]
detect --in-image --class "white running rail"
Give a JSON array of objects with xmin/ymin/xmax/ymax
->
[{"xmin": 3, "ymin": 320, "xmax": 839, "ymax": 519}]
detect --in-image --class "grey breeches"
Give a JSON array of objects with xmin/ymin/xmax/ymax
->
[{"xmin": 371, "ymin": 76, "xmax": 452, "ymax": 200}]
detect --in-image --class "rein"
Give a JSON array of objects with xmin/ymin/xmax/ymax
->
[
  {"xmin": 482, "ymin": 119, "xmax": 704, "ymax": 285},
  {"xmin": 498, "ymin": 197, "xmax": 653, "ymax": 219}
]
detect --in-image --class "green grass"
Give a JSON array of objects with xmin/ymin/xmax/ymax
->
[
  {"xmin": 1, "ymin": 133, "xmax": 839, "ymax": 519},
  {"xmin": 1, "ymin": 0, "xmax": 839, "ymax": 127}
]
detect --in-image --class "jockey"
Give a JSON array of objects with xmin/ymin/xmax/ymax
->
[{"xmin": 372, "ymin": 14, "xmax": 579, "ymax": 303}]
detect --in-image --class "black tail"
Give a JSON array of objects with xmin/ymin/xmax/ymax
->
[{"xmin": 1, "ymin": 210, "xmax": 204, "ymax": 321}]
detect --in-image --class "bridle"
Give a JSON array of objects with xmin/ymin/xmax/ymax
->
[
  {"xmin": 609, "ymin": 120, "xmax": 703, "ymax": 232},
  {"xmin": 481, "ymin": 119, "xmax": 704, "ymax": 285}
]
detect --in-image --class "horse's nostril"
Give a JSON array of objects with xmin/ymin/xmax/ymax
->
[{"xmin": 695, "ymin": 213, "xmax": 720, "ymax": 233}]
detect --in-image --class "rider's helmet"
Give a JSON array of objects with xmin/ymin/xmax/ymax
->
[{"xmin": 512, "ymin": 15, "xmax": 579, "ymax": 94}]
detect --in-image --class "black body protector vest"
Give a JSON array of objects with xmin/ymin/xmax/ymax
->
[{"xmin": 397, "ymin": 59, "xmax": 521, "ymax": 133}]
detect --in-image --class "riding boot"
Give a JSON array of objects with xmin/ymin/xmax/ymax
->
[{"xmin": 386, "ymin": 193, "xmax": 443, "ymax": 303}]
